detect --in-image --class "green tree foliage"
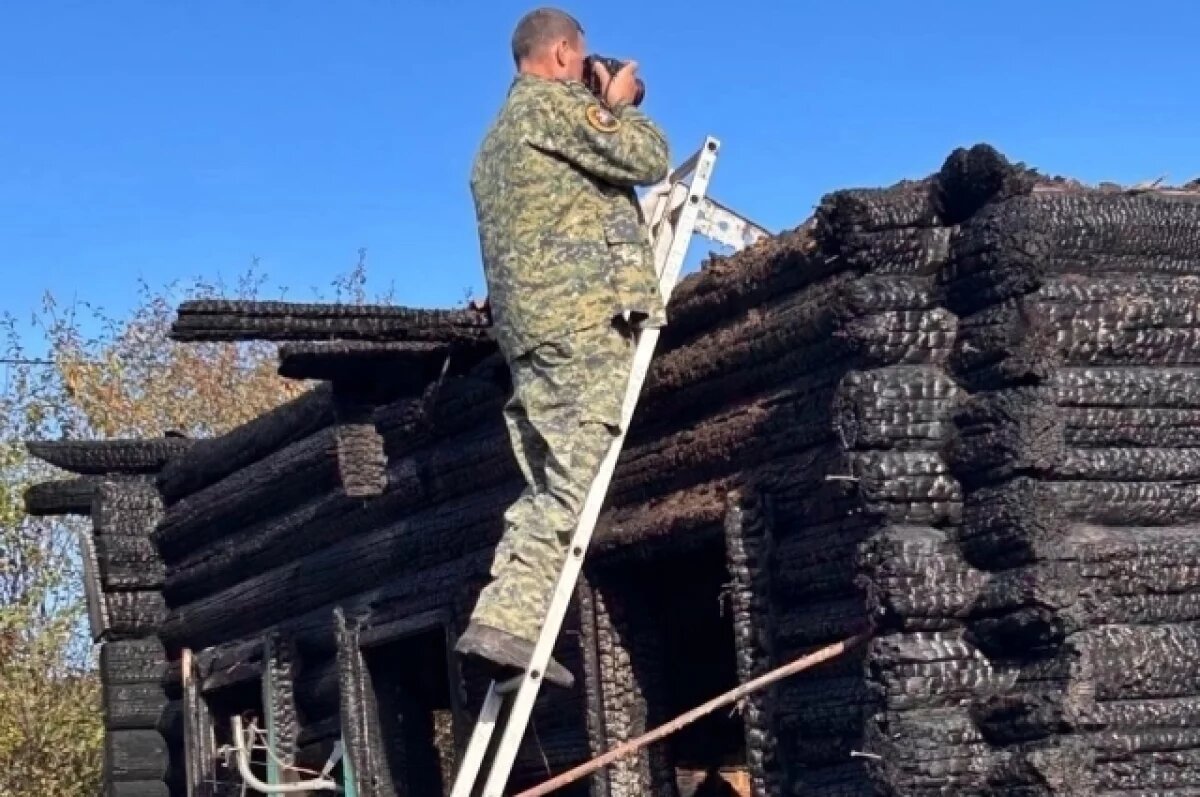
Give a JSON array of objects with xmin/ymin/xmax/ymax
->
[{"xmin": 1, "ymin": 313, "xmax": 103, "ymax": 797}]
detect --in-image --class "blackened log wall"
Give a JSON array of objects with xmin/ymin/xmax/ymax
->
[
  {"xmin": 142, "ymin": 224, "xmax": 822, "ymax": 795},
  {"xmin": 24, "ymin": 443, "xmax": 185, "ymax": 797},
  {"xmin": 92, "ymin": 481, "xmax": 180, "ymax": 797},
  {"xmin": 25, "ymin": 144, "xmax": 1200, "ymax": 797},
  {"xmin": 758, "ymin": 169, "xmax": 991, "ymax": 795},
  {"xmin": 942, "ymin": 187, "xmax": 1200, "ymax": 794}
]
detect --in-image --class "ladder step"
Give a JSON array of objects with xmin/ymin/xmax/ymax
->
[{"xmin": 496, "ymin": 674, "xmax": 525, "ymax": 695}]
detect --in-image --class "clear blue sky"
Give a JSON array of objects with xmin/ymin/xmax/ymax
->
[{"xmin": 2, "ymin": 0, "xmax": 1197, "ymax": 345}]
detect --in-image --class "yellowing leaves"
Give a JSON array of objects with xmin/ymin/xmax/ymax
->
[
  {"xmin": 0, "ymin": 261, "xmax": 391, "ymax": 796},
  {"xmin": 44, "ymin": 281, "xmax": 308, "ymax": 439}
]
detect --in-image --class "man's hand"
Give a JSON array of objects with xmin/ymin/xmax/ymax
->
[{"xmin": 591, "ymin": 59, "xmax": 642, "ymax": 108}]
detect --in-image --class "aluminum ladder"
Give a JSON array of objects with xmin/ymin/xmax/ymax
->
[{"xmin": 450, "ymin": 135, "xmax": 768, "ymax": 797}]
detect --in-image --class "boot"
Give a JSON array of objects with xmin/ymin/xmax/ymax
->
[{"xmin": 454, "ymin": 622, "xmax": 574, "ymax": 689}]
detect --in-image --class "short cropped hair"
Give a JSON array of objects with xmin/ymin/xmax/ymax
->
[{"xmin": 511, "ymin": 7, "xmax": 584, "ymax": 65}]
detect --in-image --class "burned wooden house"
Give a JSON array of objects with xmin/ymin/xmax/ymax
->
[{"xmin": 24, "ymin": 144, "xmax": 1200, "ymax": 797}]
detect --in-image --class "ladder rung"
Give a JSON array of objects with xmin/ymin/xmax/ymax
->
[{"xmin": 496, "ymin": 674, "xmax": 525, "ymax": 695}]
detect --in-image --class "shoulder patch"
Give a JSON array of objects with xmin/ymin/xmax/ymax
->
[{"xmin": 585, "ymin": 103, "xmax": 621, "ymax": 133}]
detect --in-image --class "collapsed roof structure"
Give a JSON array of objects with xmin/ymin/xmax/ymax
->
[{"xmin": 24, "ymin": 144, "xmax": 1200, "ymax": 797}]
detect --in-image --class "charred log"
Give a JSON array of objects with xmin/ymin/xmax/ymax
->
[
  {"xmin": 160, "ymin": 489, "xmax": 513, "ymax": 648},
  {"xmin": 330, "ymin": 390, "xmax": 387, "ymax": 498},
  {"xmin": 162, "ymin": 427, "xmax": 517, "ymax": 604},
  {"xmin": 724, "ymin": 489, "xmax": 781, "ymax": 797},
  {"xmin": 277, "ymin": 338, "xmax": 496, "ymax": 390},
  {"xmin": 933, "ymin": 143, "xmax": 1038, "ymax": 224},
  {"xmin": 814, "ymin": 180, "xmax": 942, "ymax": 239},
  {"xmin": 654, "ymin": 224, "xmax": 819, "ymax": 346},
  {"xmin": 105, "ymin": 592, "xmax": 170, "ymax": 639},
  {"xmin": 25, "ymin": 437, "xmax": 193, "ymax": 475},
  {"xmin": 105, "ymin": 729, "xmax": 171, "ymax": 781},
  {"xmin": 23, "ymin": 476, "xmax": 102, "ymax": 516},
  {"xmin": 154, "ymin": 427, "xmax": 342, "ymax": 560},
  {"xmin": 157, "ymin": 382, "xmax": 336, "ymax": 503},
  {"xmin": 102, "ymin": 682, "xmax": 172, "ymax": 731},
  {"xmin": 170, "ymin": 299, "xmax": 491, "ymax": 343},
  {"xmin": 95, "ymin": 535, "xmax": 166, "ymax": 590},
  {"xmin": 101, "ymin": 639, "xmax": 169, "ymax": 686}
]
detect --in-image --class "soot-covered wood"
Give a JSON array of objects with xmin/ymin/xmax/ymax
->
[
  {"xmin": 724, "ymin": 490, "xmax": 781, "ymax": 797},
  {"xmin": 34, "ymin": 143, "xmax": 1200, "ymax": 797},
  {"xmin": 764, "ymin": 261, "xmax": 984, "ymax": 794},
  {"xmin": 83, "ymin": 480, "xmax": 180, "ymax": 797},
  {"xmin": 169, "ymin": 299, "xmax": 492, "ymax": 343},
  {"xmin": 156, "ymin": 382, "xmax": 336, "ymax": 503},
  {"xmin": 23, "ymin": 475, "xmax": 105, "ymax": 516},
  {"xmin": 762, "ymin": 146, "xmax": 1200, "ymax": 795},
  {"xmin": 939, "ymin": 160, "xmax": 1200, "ymax": 795},
  {"xmin": 26, "ymin": 437, "xmax": 194, "ymax": 475}
]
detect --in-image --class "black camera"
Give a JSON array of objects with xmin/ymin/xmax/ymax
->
[{"xmin": 582, "ymin": 54, "xmax": 645, "ymax": 106}]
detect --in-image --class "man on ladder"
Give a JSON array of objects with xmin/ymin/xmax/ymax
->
[{"xmin": 454, "ymin": 6, "xmax": 670, "ymax": 690}]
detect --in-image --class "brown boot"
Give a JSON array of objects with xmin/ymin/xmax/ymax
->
[{"xmin": 454, "ymin": 622, "xmax": 574, "ymax": 689}]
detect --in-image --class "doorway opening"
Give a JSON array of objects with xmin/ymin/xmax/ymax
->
[
  {"xmin": 600, "ymin": 537, "xmax": 748, "ymax": 795},
  {"xmin": 358, "ymin": 622, "xmax": 461, "ymax": 796}
]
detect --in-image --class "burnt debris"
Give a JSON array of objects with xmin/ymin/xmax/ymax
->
[{"xmin": 22, "ymin": 143, "xmax": 1200, "ymax": 797}]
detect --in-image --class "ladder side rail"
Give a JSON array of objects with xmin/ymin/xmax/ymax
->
[
  {"xmin": 447, "ymin": 684, "xmax": 508, "ymax": 797},
  {"xmin": 449, "ymin": 161, "xmax": 695, "ymax": 797},
  {"xmin": 637, "ymin": 130, "xmax": 714, "ymax": 256},
  {"xmin": 448, "ymin": 136, "xmax": 720, "ymax": 797},
  {"xmin": 476, "ymin": 136, "xmax": 721, "ymax": 797},
  {"xmin": 447, "ymin": 176, "xmax": 686, "ymax": 796}
]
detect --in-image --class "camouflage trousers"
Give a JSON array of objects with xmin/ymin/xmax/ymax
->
[{"xmin": 471, "ymin": 318, "xmax": 635, "ymax": 641}]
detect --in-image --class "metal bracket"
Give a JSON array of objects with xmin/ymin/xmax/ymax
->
[
  {"xmin": 645, "ymin": 171, "xmax": 769, "ymax": 254},
  {"xmin": 696, "ymin": 196, "xmax": 770, "ymax": 251}
]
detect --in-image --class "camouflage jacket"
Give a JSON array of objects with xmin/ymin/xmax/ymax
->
[{"xmin": 470, "ymin": 73, "xmax": 670, "ymax": 357}]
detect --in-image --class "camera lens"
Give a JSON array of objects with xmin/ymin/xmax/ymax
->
[{"xmin": 583, "ymin": 54, "xmax": 645, "ymax": 106}]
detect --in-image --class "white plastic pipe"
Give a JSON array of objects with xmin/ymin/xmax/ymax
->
[{"xmin": 230, "ymin": 715, "xmax": 338, "ymax": 793}]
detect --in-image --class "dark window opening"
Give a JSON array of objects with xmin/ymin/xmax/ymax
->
[
  {"xmin": 292, "ymin": 655, "xmax": 346, "ymax": 795},
  {"xmin": 617, "ymin": 539, "xmax": 748, "ymax": 796},
  {"xmin": 359, "ymin": 625, "xmax": 460, "ymax": 796}
]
